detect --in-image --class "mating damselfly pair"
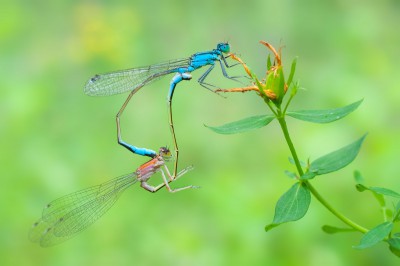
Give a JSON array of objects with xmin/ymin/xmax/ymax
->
[{"xmin": 30, "ymin": 42, "xmax": 244, "ymax": 246}]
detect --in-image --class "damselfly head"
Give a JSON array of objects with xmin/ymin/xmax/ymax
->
[
  {"xmin": 217, "ymin": 42, "xmax": 230, "ymax": 54},
  {"xmin": 159, "ymin": 147, "xmax": 172, "ymax": 160}
]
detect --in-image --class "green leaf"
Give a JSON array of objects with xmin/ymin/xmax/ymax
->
[
  {"xmin": 322, "ymin": 225, "xmax": 356, "ymax": 234},
  {"xmin": 356, "ymin": 183, "xmax": 386, "ymax": 206},
  {"xmin": 286, "ymin": 99, "xmax": 363, "ymax": 123},
  {"xmin": 265, "ymin": 223, "xmax": 279, "ymax": 232},
  {"xmin": 205, "ymin": 115, "xmax": 275, "ymax": 135},
  {"xmin": 374, "ymin": 192, "xmax": 386, "ymax": 207},
  {"xmin": 265, "ymin": 67, "xmax": 285, "ymax": 105},
  {"xmin": 267, "ymin": 54, "xmax": 272, "ymax": 70},
  {"xmin": 388, "ymin": 237, "xmax": 400, "ymax": 257},
  {"xmin": 254, "ymin": 74, "xmax": 267, "ymax": 98},
  {"xmin": 356, "ymin": 184, "xmax": 400, "ymax": 207},
  {"xmin": 290, "ymin": 81, "xmax": 299, "ymax": 98},
  {"xmin": 353, "ymin": 170, "xmax": 364, "ymax": 184},
  {"xmin": 300, "ymin": 134, "xmax": 367, "ymax": 180},
  {"xmin": 288, "ymin": 157, "xmax": 307, "ymax": 167},
  {"xmin": 386, "ymin": 209, "xmax": 394, "ymax": 221},
  {"xmin": 300, "ymin": 171, "xmax": 317, "ymax": 180},
  {"xmin": 284, "ymin": 170, "xmax": 297, "ymax": 179},
  {"xmin": 395, "ymin": 202, "xmax": 400, "ymax": 222},
  {"xmin": 369, "ymin": 187, "xmax": 400, "ymax": 198},
  {"xmin": 353, "ymin": 221, "xmax": 393, "ymax": 249},
  {"xmin": 265, "ymin": 182, "xmax": 311, "ymax": 231},
  {"xmin": 275, "ymin": 67, "xmax": 285, "ymax": 104},
  {"xmin": 286, "ymin": 57, "xmax": 297, "ymax": 87},
  {"xmin": 355, "ymin": 183, "xmax": 368, "ymax": 192}
]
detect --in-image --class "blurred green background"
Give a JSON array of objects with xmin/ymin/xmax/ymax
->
[{"xmin": 2, "ymin": 0, "xmax": 400, "ymax": 265}]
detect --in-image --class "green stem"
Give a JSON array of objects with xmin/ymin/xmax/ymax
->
[
  {"xmin": 277, "ymin": 112, "xmax": 368, "ymax": 234},
  {"xmin": 276, "ymin": 113, "xmax": 303, "ymax": 176},
  {"xmin": 305, "ymin": 181, "xmax": 368, "ymax": 233}
]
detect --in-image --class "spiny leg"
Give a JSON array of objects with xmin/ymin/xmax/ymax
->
[
  {"xmin": 140, "ymin": 165, "xmax": 195, "ymax": 192},
  {"xmin": 223, "ymin": 54, "xmax": 252, "ymax": 81},
  {"xmin": 218, "ymin": 59, "xmax": 247, "ymax": 84},
  {"xmin": 223, "ymin": 53, "xmax": 241, "ymax": 68},
  {"xmin": 197, "ymin": 64, "xmax": 218, "ymax": 91},
  {"xmin": 167, "ymin": 73, "xmax": 192, "ymax": 178},
  {"xmin": 197, "ymin": 59, "xmax": 246, "ymax": 92},
  {"xmin": 160, "ymin": 167, "xmax": 197, "ymax": 193}
]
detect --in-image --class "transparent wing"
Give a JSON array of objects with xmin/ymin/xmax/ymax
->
[
  {"xmin": 29, "ymin": 172, "xmax": 138, "ymax": 247},
  {"xmin": 84, "ymin": 58, "xmax": 190, "ymax": 96}
]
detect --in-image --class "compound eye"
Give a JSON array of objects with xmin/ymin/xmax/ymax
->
[
  {"xmin": 224, "ymin": 44, "xmax": 230, "ymax": 53},
  {"xmin": 217, "ymin": 42, "xmax": 230, "ymax": 53}
]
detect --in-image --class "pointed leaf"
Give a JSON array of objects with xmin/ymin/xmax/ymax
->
[
  {"xmin": 374, "ymin": 192, "xmax": 386, "ymax": 207},
  {"xmin": 301, "ymin": 134, "xmax": 367, "ymax": 179},
  {"xmin": 270, "ymin": 67, "xmax": 285, "ymax": 104},
  {"xmin": 369, "ymin": 187, "xmax": 400, "ymax": 198},
  {"xmin": 389, "ymin": 237, "xmax": 400, "ymax": 248},
  {"xmin": 386, "ymin": 209, "xmax": 394, "ymax": 221},
  {"xmin": 353, "ymin": 221, "xmax": 393, "ymax": 249},
  {"xmin": 264, "ymin": 223, "xmax": 279, "ymax": 232},
  {"xmin": 301, "ymin": 171, "xmax": 316, "ymax": 180},
  {"xmin": 388, "ymin": 237, "xmax": 400, "ymax": 257},
  {"xmin": 288, "ymin": 157, "xmax": 307, "ymax": 167},
  {"xmin": 284, "ymin": 170, "xmax": 297, "ymax": 179},
  {"xmin": 267, "ymin": 54, "xmax": 272, "ymax": 70},
  {"xmin": 265, "ymin": 182, "xmax": 310, "ymax": 231},
  {"xmin": 356, "ymin": 183, "xmax": 385, "ymax": 206},
  {"xmin": 353, "ymin": 170, "xmax": 364, "ymax": 184},
  {"xmin": 322, "ymin": 225, "xmax": 356, "ymax": 234},
  {"xmin": 254, "ymin": 74, "xmax": 267, "ymax": 98},
  {"xmin": 287, "ymin": 99, "xmax": 363, "ymax": 123},
  {"xmin": 286, "ymin": 57, "xmax": 297, "ymax": 87},
  {"xmin": 395, "ymin": 202, "xmax": 400, "ymax": 222},
  {"xmin": 356, "ymin": 184, "xmax": 400, "ymax": 207},
  {"xmin": 355, "ymin": 183, "xmax": 369, "ymax": 192},
  {"xmin": 290, "ymin": 81, "xmax": 299, "ymax": 98},
  {"xmin": 205, "ymin": 115, "xmax": 274, "ymax": 135}
]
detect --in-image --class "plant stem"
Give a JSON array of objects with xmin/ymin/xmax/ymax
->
[
  {"xmin": 277, "ymin": 112, "xmax": 368, "ymax": 234},
  {"xmin": 276, "ymin": 113, "xmax": 303, "ymax": 176},
  {"xmin": 305, "ymin": 181, "xmax": 368, "ymax": 233}
]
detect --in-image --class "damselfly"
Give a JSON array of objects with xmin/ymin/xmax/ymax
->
[
  {"xmin": 29, "ymin": 147, "xmax": 196, "ymax": 247},
  {"xmin": 84, "ymin": 43, "xmax": 241, "ymax": 179}
]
